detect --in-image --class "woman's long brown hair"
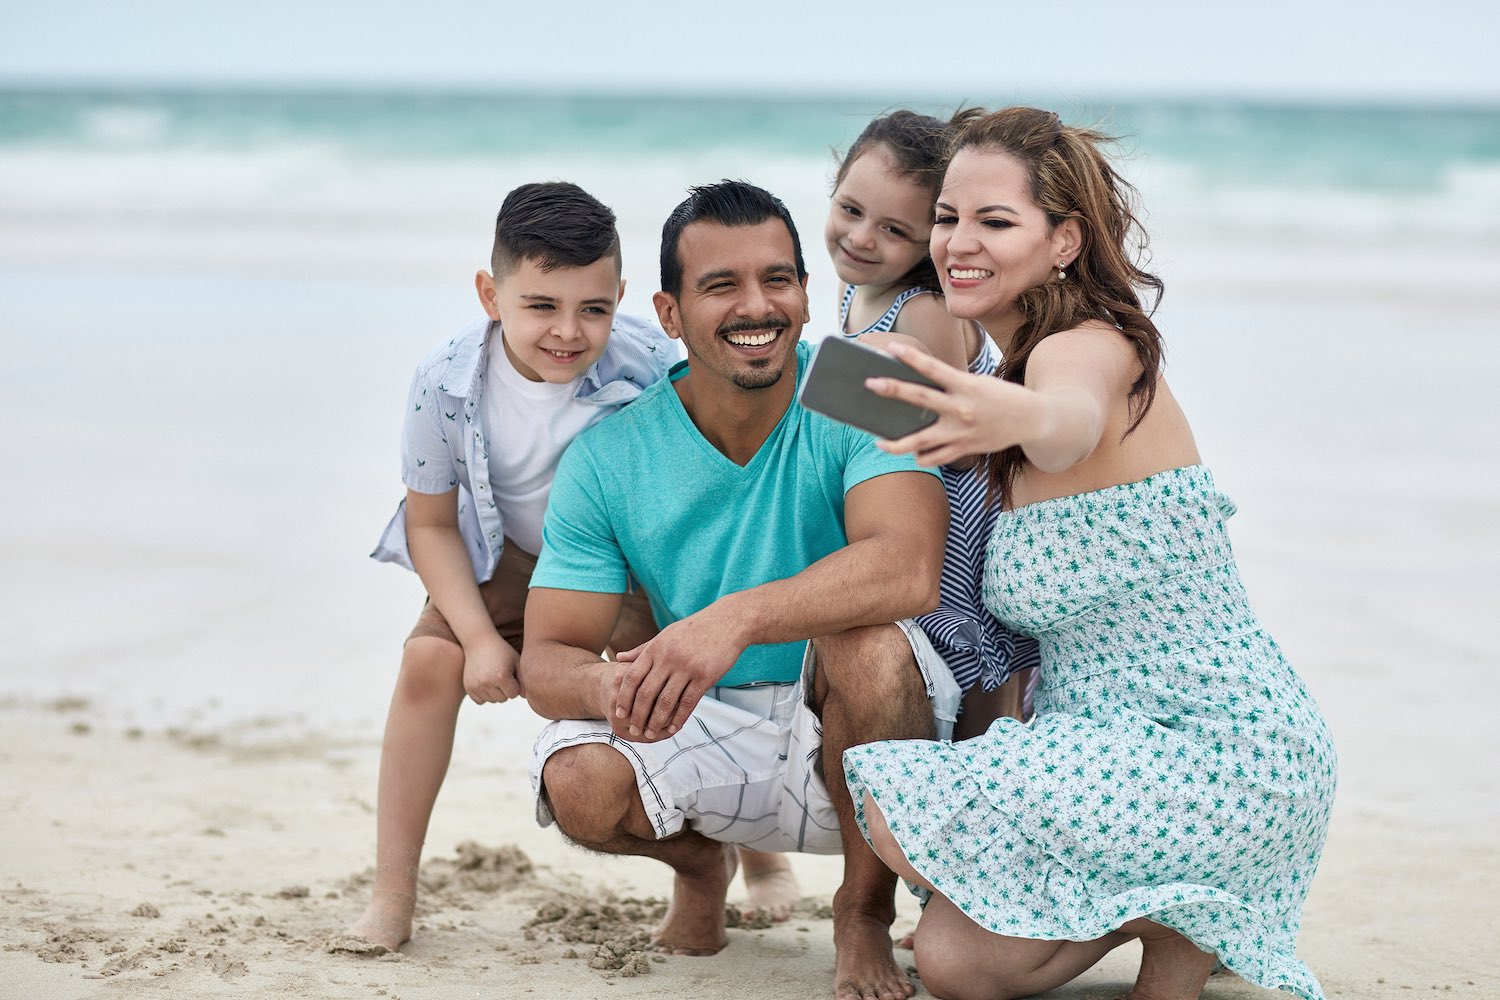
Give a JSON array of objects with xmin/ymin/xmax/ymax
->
[{"xmin": 951, "ymin": 108, "xmax": 1165, "ymax": 505}]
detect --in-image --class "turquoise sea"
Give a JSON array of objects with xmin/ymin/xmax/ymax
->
[
  {"xmin": 4, "ymin": 89, "xmax": 1498, "ymax": 242},
  {"xmin": 1, "ymin": 89, "xmax": 1497, "ymax": 743}
]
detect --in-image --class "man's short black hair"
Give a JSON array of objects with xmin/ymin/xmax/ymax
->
[
  {"xmin": 492, "ymin": 181, "xmax": 622, "ymax": 278},
  {"xmin": 659, "ymin": 180, "xmax": 806, "ymax": 297}
]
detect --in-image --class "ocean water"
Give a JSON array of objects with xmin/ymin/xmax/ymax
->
[
  {"xmin": 1, "ymin": 89, "xmax": 1497, "ymax": 748},
  {"xmin": 4, "ymin": 88, "xmax": 1497, "ymax": 333},
  {"xmin": 5, "ymin": 91, "xmax": 1498, "ymax": 224}
]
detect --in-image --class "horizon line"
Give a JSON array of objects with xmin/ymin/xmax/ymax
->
[{"xmin": 1, "ymin": 78, "xmax": 1498, "ymax": 112}]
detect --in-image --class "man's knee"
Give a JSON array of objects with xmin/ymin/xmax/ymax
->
[
  {"xmin": 540, "ymin": 743, "xmax": 640, "ymax": 846},
  {"xmin": 812, "ymin": 624, "xmax": 924, "ymax": 704}
]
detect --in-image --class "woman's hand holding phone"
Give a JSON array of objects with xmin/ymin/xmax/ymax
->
[{"xmin": 867, "ymin": 342, "xmax": 1035, "ymax": 467}]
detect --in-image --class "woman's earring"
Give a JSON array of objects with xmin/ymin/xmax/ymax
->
[{"xmin": 1057, "ymin": 263, "xmax": 1067, "ymax": 282}]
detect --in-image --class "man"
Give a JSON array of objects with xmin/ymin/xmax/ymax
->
[{"xmin": 519, "ymin": 180, "xmax": 957, "ymax": 1000}]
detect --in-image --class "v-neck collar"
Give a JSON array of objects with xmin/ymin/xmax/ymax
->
[{"xmin": 664, "ymin": 346, "xmax": 806, "ymax": 471}]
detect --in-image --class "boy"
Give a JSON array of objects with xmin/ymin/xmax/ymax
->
[{"xmin": 349, "ymin": 182, "xmax": 671, "ymax": 951}]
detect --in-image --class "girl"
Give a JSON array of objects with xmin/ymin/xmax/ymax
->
[
  {"xmin": 845, "ymin": 106, "xmax": 1337, "ymax": 1000},
  {"xmin": 826, "ymin": 110, "xmax": 970, "ymax": 367},
  {"xmin": 826, "ymin": 110, "xmax": 1039, "ymax": 733}
]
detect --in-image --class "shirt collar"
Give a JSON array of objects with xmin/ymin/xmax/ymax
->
[{"xmin": 433, "ymin": 320, "xmax": 491, "ymax": 399}]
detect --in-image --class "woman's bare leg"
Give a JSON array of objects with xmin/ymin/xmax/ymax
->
[
  {"xmin": 863, "ymin": 790, "xmax": 1130, "ymax": 1000},
  {"xmin": 1118, "ymin": 919, "xmax": 1217, "ymax": 1000},
  {"xmin": 915, "ymin": 895, "xmax": 1131, "ymax": 1000}
]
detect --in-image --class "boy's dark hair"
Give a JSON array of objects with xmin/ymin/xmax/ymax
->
[
  {"xmin": 492, "ymin": 181, "xmax": 622, "ymax": 278},
  {"xmin": 659, "ymin": 180, "xmax": 806, "ymax": 297}
]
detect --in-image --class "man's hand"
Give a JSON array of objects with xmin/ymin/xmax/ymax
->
[
  {"xmin": 611, "ymin": 607, "xmax": 747, "ymax": 742},
  {"xmin": 463, "ymin": 635, "xmax": 524, "ymax": 705}
]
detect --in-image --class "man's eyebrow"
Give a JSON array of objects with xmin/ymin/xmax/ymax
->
[
  {"xmin": 692, "ymin": 268, "xmax": 736, "ymax": 289},
  {"xmin": 764, "ymin": 262, "xmax": 798, "ymax": 277}
]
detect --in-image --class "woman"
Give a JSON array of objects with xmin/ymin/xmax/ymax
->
[{"xmin": 844, "ymin": 106, "xmax": 1337, "ymax": 1000}]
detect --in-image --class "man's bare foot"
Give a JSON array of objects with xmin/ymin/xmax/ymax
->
[
  {"xmin": 1122, "ymin": 920, "xmax": 1217, "ymax": 1000},
  {"xmin": 344, "ymin": 889, "xmax": 415, "ymax": 953},
  {"xmin": 650, "ymin": 843, "xmax": 737, "ymax": 956},
  {"xmin": 739, "ymin": 848, "xmax": 800, "ymax": 922},
  {"xmin": 833, "ymin": 910, "xmax": 915, "ymax": 1000}
]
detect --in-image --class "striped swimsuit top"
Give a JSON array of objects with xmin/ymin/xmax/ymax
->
[
  {"xmin": 838, "ymin": 283, "xmax": 935, "ymax": 336},
  {"xmin": 911, "ymin": 332, "xmax": 1043, "ymax": 695}
]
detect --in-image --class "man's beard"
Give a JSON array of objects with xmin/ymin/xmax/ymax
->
[
  {"xmin": 718, "ymin": 315, "xmax": 791, "ymax": 390},
  {"xmin": 729, "ymin": 361, "xmax": 783, "ymax": 390}
]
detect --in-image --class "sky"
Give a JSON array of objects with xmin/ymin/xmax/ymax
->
[{"xmin": 2, "ymin": 0, "xmax": 1497, "ymax": 102}]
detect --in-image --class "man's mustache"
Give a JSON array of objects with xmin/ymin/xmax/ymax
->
[{"xmin": 717, "ymin": 315, "xmax": 791, "ymax": 337}]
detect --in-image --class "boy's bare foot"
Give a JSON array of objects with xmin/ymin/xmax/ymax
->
[
  {"xmin": 833, "ymin": 910, "xmax": 915, "ymax": 1000},
  {"xmin": 650, "ymin": 843, "xmax": 737, "ymax": 956},
  {"xmin": 325, "ymin": 934, "xmax": 390, "ymax": 957},
  {"xmin": 739, "ymin": 847, "xmax": 800, "ymax": 921},
  {"xmin": 344, "ymin": 889, "xmax": 415, "ymax": 954},
  {"xmin": 1122, "ymin": 920, "xmax": 1217, "ymax": 1000}
]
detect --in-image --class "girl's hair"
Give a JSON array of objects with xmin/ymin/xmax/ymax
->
[
  {"xmin": 950, "ymin": 106, "xmax": 1165, "ymax": 503},
  {"xmin": 833, "ymin": 109, "xmax": 980, "ymax": 291}
]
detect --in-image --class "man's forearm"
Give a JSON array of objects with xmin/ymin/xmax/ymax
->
[
  {"xmin": 706, "ymin": 472, "xmax": 949, "ymax": 648},
  {"xmin": 709, "ymin": 531, "xmax": 942, "ymax": 650},
  {"xmin": 519, "ymin": 639, "xmax": 614, "ymax": 721}
]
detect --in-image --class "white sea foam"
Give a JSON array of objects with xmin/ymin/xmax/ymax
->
[
  {"xmin": 3, "ymin": 134, "xmax": 1495, "ymax": 241},
  {"xmin": 78, "ymin": 103, "xmax": 173, "ymax": 146}
]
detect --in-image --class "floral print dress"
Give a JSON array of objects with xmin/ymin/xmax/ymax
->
[{"xmin": 845, "ymin": 466, "xmax": 1337, "ymax": 1000}]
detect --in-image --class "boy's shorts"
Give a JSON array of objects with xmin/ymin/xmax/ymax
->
[
  {"xmin": 407, "ymin": 538, "xmax": 657, "ymax": 653},
  {"xmin": 528, "ymin": 619, "xmax": 961, "ymax": 855}
]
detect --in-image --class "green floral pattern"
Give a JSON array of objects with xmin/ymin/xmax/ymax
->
[{"xmin": 845, "ymin": 465, "xmax": 1336, "ymax": 1000}]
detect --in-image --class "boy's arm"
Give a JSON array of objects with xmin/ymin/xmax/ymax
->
[
  {"xmin": 405, "ymin": 488, "xmax": 520, "ymax": 704},
  {"xmin": 613, "ymin": 468, "xmax": 947, "ymax": 741}
]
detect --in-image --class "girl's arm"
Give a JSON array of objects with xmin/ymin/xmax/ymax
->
[
  {"xmin": 881, "ymin": 290, "xmax": 970, "ymax": 370},
  {"xmin": 405, "ymin": 487, "xmax": 520, "ymax": 703},
  {"xmin": 865, "ymin": 322, "xmax": 1138, "ymax": 472}
]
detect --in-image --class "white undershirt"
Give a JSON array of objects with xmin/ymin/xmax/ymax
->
[{"xmin": 483, "ymin": 344, "xmax": 600, "ymax": 556}]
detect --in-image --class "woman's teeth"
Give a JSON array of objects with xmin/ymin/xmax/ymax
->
[{"xmin": 949, "ymin": 268, "xmax": 993, "ymax": 280}]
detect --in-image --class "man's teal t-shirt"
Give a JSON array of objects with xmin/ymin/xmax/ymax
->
[{"xmin": 532, "ymin": 339, "xmax": 937, "ymax": 687}]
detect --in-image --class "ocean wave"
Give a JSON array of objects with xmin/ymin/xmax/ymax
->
[
  {"xmin": 1145, "ymin": 168, "xmax": 1500, "ymax": 244},
  {"xmin": 2, "ymin": 143, "xmax": 1495, "ymax": 249}
]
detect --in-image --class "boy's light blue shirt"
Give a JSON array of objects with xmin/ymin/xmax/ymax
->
[
  {"xmin": 533, "ymin": 339, "xmax": 939, "ymax": 687},
  {"xmin": 371, "ymin": 313, "xmax": 674, "ymax": 582}
]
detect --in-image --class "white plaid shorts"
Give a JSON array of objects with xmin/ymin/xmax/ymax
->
[{"xmin": 529, "ymin": 619, "xmax": 961, "ymax": 855}]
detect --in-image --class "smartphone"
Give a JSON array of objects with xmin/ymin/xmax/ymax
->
[{"xmin": 798, "ymin": 336, "xmax": 942, "ymax": 439}]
